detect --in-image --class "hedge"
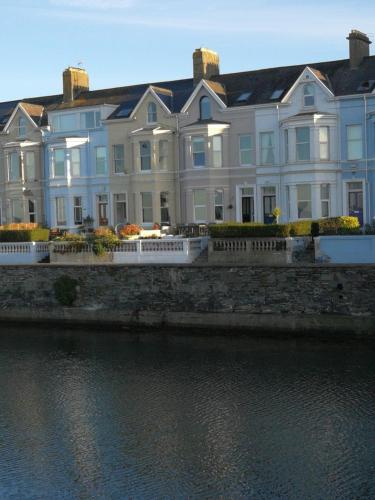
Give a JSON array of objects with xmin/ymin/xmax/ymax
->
[
  {"xmin": 0, "ymin": 228, "xmax": 50, "ymax": 242},
  {"xmin": 209, "ymin": 216, "xmax": 361, "ymax": 238}
]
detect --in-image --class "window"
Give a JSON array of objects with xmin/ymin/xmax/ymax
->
[
  {"xmin": 320, "ymin": 184, "xmax": 330, "ymax": 218},
  {"xmin": 214, "ymin": 189, "xmax": 224, "ymax": 222},
  {"xmin": 55, "ymin": 197, "xmax": 66, "ymax": 225},
  {"xmin": 297, "ymin": 184, "xmax": 312, "ymax": 219},
  {"xmin": 95, "ymin": 147, "xmax": 107, "ymax": 175},
  {"xmin": 114, "ymin": 193, "xmax": 127, "ymax": 224},
  {"xmin": 8, "ymin": 152, "xmax": 20, "ymax": 181},
  {"xmin": 260, "ymin": 132, "xmax": 275, "ymax": 165},
  {"xmin": 141, "ymin": 192, "xmax": 153, "ymax": 223},
  {"xmin": 140, "ymin": 141, "xmax": 151, "ymax": 171},
  {"xmin": 239, "ymin": 135, "xmax": 252, "ymax": 165},
  {"xmin": 70, "ymin": 148, "xmax": 81, "ymax": 177},
  {"xmin": 18, "ymin": 116, "xmax": 27, "ymax": 137},
  {"xmin": 236, "ymin": 92, "xmax": 252, "ymax": 103},
  {"xmin": 270, "ymin": 89, "xmax": 284, "ymax": 100},
  {"xmin": 193, "ymin": 189, "xmax": 207, "ymax": 222},
  {"xmin": 80, "ymin": 111, "xmax": 101, "ymax": 129},
  {"xmin": 52, "ymin": 113, "xmax": 76, "ymax": 132},
  {"xmin": 286, "ymin": 186, "xmax": 291, "ymax": 220},
  {"xmin": 147, "ymin": 102, "xmax": 157, "ymax": 124},
  {"xmin": 54, "ymin": 149, "xmax": 65, "ymax": 177},
  {"xmin": 12, "ymin": 199, "xmax": 23, "ymax": 223},
  {"xmin": 113, "ymin": 144, "xmax": 125, "ymax": 174},
  {"xmin": 28, "ymin": 200, "xmax": 36, "ymax": 223},
  {"xmin": 212, "ymin": 136, "xmax": 222, "ymax": 168},
  {"xmin": 160, "ymin": 192, "xmax": 170, "ymax": 223},
  {"xmin": 25, "ymin": 152, "xmax": 36, "ymax": 180},
  {"xmin": 159, "ymin": 140, "xmax": 168, "ymax": 170},
  {"xmin": 347, "ymin": 125, "xmax": 363, "ymax": 160},
  {"xmin": 74, "ymin": 197, "xmax": 82, "ymax": 225},
  {"xmin": 284, "ymin": 129, "xmax": 289, "ymax": 163},
  {"xmin": 97, "ymin": 194, "xmax": 108, "ymax": 226},
  {"xmin": 192, "ymin": 136, "xmax": 205, "ymax": 167},
  {"xmin": 319, "ymin": 127, "xmax": 329, "ymax": 160},
  {"xmin": 296, "ymin": 127, "xmax": 310, "ymax": 161},
  {"xmin": 303, "ymin": 84, "xmax": 314, "ymax": 107},
  {"xmin": 200, "ymin": 97, "xmax": 211, "ymax": 120}
]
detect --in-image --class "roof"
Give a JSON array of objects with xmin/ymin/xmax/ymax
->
[{"xmin": 1, "ymin": 55, "xmax": 375, "ymax": 129}]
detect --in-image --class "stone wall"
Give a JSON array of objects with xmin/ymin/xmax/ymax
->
[{"xmin": 0, "ymin": 264, "xmax": 374, "ymax": 336}]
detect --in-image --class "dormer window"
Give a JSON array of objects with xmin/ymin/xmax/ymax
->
[
  {"xmin": 200, "ymin": 97, "xmax": 211, "ymax": 120},
  {"xmin": 303, "ymin": 84, "xmax": 314, "ymax": 107},
  {"xmin": 18, "ymin": 116, "xmax": 27, "ymax": 137},
  {"xmin": 147, "ymin": 102, "xmax": 157, "ymax": 124}
]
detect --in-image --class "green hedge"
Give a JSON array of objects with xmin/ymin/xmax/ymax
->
[
  {"xmin": 209, "ymin": 217, "xmax": 360, "ymax": 238},
  {"xmin": 0, "ymin": 228, "xmax": 50, "ymax": 242},
  {"xmin": 209, "ymin": 223, "xmax": 290, "ymax": 238}
]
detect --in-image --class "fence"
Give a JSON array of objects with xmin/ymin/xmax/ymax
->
[
  {"xmin": 0, "ymin": 242, "xmax": 49, "ymax": 264},
  {"xmin": 50, "ymin": 238, "xmax": 208, "ymax": 264}
]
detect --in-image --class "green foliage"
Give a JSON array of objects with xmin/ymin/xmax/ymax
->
[
  {"xmin": 0, "ymin": 228, "xmax": 50, "ymax": 242},
  {"xmin": 209, "ymin": 223, "xmax": 290, "ymax": 238},
  {"xmin": 365, "ymin": 221, "xmax": 375, "ymax": 235},
  {"xmin": 53, "ymin": 276, "xmax": 78, "ymax": 306},
  {"xmin": 289, "ymin": 220, "xmax": 313, "ymax": 236},
  {"xmin": 318, "ymin": 216, "xmax": 360, "ymax": 235}
]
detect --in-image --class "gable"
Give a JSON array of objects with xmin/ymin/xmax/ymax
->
[{"xmin": 282, "ymin": 67, "xmax": 334, "ymax": 108}]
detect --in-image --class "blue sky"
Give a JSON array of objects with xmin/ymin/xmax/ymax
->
[{"xmin": 0, "ymin": 0, "xmax": 373, "ymax": 101}]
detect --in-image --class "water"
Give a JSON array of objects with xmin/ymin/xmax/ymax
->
[{"xmin": 0, "ymin": 327, "xmax": 374, "ymax": 499}]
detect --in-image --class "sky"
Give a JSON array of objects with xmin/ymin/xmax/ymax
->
[{"xmin": 0, "ymin": 0, "xmax": 373, "ymax": 101}]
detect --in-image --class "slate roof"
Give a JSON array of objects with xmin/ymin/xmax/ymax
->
[{"xmin": 1, "ymin": 55, "xmax": 375, "ymax": 130}]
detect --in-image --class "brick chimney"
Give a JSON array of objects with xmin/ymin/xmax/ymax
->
[
  {"xmin": 63, "ymin": 67, "xmax": 89, "ymax": 102},
  {"xmin": 347, "ymin": 30, "xmax": 371, "ymax": 69},
  {"xmin": 193, "ymin": 48, "xmax": 220, "ymax": 85}
]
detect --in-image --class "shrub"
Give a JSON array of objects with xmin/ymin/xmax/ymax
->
[
  {"xmin": 0, "ymin": 228, "xmax": 50, "ymax": 242},
  {"xmin": 289, "ymin": 220, "xmax": 313, "ymax": 236},
  {"xmin": 119, "ymin": 224, "xmax": 141, "ymax": 237},
  {"xmin": 318, "ymin": 216, "xmax": 360, "ymax": 235},
  {"xmin": 53, "ymin": 276, "xmax": 78, "ymax": 306},
  {"xmin": 311, "ymin": 222, "xmax": 320, "ymax": 237},
  {"xmin": 209, "ymin": 223, "xmax": 290, "ymax": 238}
]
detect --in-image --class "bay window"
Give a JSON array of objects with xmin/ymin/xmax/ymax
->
[
  {"xmin": 140, "ymin": 141, "xmax": 151, "ymax": 171},
  {"xmin": 212, "ymin": 136, "xmax": 222, "ymax": 168},
  {"xmin": 141, "ymin": 192, "xmax": 153, "ymax": 223},
  {"xmin": 8, "ymin": 152, "xmax": 21, "ymax": 181},
  {"xmin": 54, "ymin": 149, "xmax": 65, "ymax": 177},
  {"xmin": 296, "ymin": 127, "xmax": 310, "ymax": 161},
  {"xmin": 193, "ymin": 189, "xmax": 207, "ymax": 222},
  {"xmin": 71, "ymin": 148, "xmax": 81, "ymax": 177},
  {"xmin": 192, "ymin": 137, "xmax": 205, "ymax": 167},
  {"xmin": 25, "ymin": 152, "xmax": 36, "ymax": 180},
  {"xmin": 319, "ymin": 127, "xmax": 329, "ymax": 160},
  {"xmin": 297, "ymin": 184, "xmax": 312, "ymax": 219}
]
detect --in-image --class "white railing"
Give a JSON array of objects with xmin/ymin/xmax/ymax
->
[
  {"xmin": 0, "ymin": 242, "xmax": 49, "ymax": 264},
  {"xmin": 209, "ymin": 237, "xmax": 308, "ymax": 264},
  {"xmin": 50, "ymin": 237, "xmax": 208, "ymax": 264}
]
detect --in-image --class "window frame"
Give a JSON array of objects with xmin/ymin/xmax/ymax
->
[
  {"xmin": 18, "ymin": 116, "xmax": 27, "ymax": 138},
  {"xmin": 160, "ymin": 191, "xmax": 170, "ymax": 224},
  {"xmin": 141, "ymin": 192, "xmax": 153, "ymax": 223},
  {"xmin": 347, "ymin": 124, "xmax": 363, "ymax": 160},
  {"xmin": 303, "ymin": 84, "xmax": 315, "ymax": 107},
  {"xmin": 199, "ymin": 96, "xmax": 211, "ymax": 120},
  {"xmin": 114, "ymin": 193, "xmax": 127, "ymax": 224},
  {"xmin": 297, "ymin": 184, "xmax": 312, "ymax": 219},
  {"xmin": 319, "ymin": 126, "xmax": 330, "ymax": 161},
  {"xmin": 158, "ymin": 140, "xmax": 168, "ymax": 170},
  {"xmin": 73, "ymin": 196, "xmax": 83, "ymax": 225},
  {"xmin": 8, "ymin": 152, "xmax": 21, "ymax": 182},
  {"xmin": 113, "ymin": 144, "xmax": 125, "ymax": 174},
  {"xmin": 147, "ymin": 102, "xmax": 157, "ymax": 124},
  {"xmin": 214, "ymin": 189, "xmax": 224, "ymax": 222},
  {"xmin": 212, "ymin": 135, "xmax": 222, "ymax": 168},
  {"xmin": 192, "ymin": 136, "xmax": 206, "ymax": 168},
  {"xmin": 295, "ymin": 126, "xmax": 310, "ymax": 162},
  {"xmin": 95, "ymin": 146, "xmax": 107, "ymax": 176},
  {"xmin": 239, "ymin": 134, "xmax": 252, "ymax": 166},
  {"xmin": 70, "ymin": 148, "xmax": 81, "ymax": 177},
  {"xmin": 320, "ymin": 183, "xmax": 330, "ymax": 218},
  {"xmin": 53, "ymin": 149, "xmax": 65, "ymax": 178},
  {"xmin": 140, "ymin": 141, "xmax": 152, "ymax": 171},
  {"xmin": 260, "ymin": 131, "xmax": 275, "ymax": 165},
  {"xmin": 55, "ymin": 197, "xmax": 66, "ymax": 226},
  {"xmin": 193, "ymin": 189, "xmax": 207, "ymax": 223},
  {"xmin": 24, "ymin": 151, "xmax": 36, "ymax": 181}
]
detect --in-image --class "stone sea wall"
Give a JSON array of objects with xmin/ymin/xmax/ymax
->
[{"xmin": 0, "ymin": 264, "xmax": 374, "ymax": 336}]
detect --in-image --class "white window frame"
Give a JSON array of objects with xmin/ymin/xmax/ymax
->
[
  {"xmin": 95, "ymin": 146, "xmax": 107, "ymax": 175},
  {"xmin": 158, "ymin": 140, "xmax": 168, "ymax": 170},
  {"xmin": 319, "ymin": 127, "xmax": 330, "ymax": 161},
  {"xmin": 8, "ymin": 152, "xmax": 21, "ymax": 181},
  {"xmin": 320, "ymin": 184, "xmax": 330, "ymax": 218},
  {"xmin": 11, "ymin": 199, "xmax": 24, "ymax": 223},
  {"xmin": 260, "ymin": 132, "xmax": 275, "ymax": 165},
  {"xmin": 113, "ymin": 193, "xmax": 127, "ymax": 224},
  {"xmin": 347, "ymin": 124, "xmax": 363, "ymax": 160},
  {"xmin": 160, "ymin": 191, "xmax": 170, "ymax": 224},
  {"xmin": 297, "ymin": 184, "xmax": 312, "ymax": 219},
  {"xmin": 296, "ymin": 127, "xmax": 310, "ymax": 162},
  {"xmin": 55, "ymin": 197, "xmax": 66, "ymax": 226},
  {"xmin": 212, "ymin": 135, "xmax": 222, "ymax": 168},
  {"xmin": 193, "ymin": 189, "xmax": 207, "ymax": 223},
  {"xmin": 239, "ymin": 134, "xmax": 252, "ymax": 166},
  {"xmin": 192, "ymin": 136, "xmax": 206, "ymax": 168},
  {"xmin": 24, "ymin": 151, "xmax": 36, "ymax": 181},
  {"xmin": 28, "ymin": 199, "xmax": 36, "ymax": 223},
  {"xmin": 141, "ymin": 192, "xmax": 153, "ymax": 223},
  {"xmin": 18, "ymin": 116, "xmax": 27, "ymax": 138},
  {"xmin": 53, "ymin": 149, "xmax": 65, "ymax": 178},
  {"xmin": 113, "ymin": 144, "xmax": 125, "ymax": 174},
  {"xmin": 73, "ymin": 196, "xmax": 83, "ymax": 225},
  {"xmin": 303, "ymin": 84, "xmax": 315, "ymax": 107},
  {"xmin": 70, "ymin": 148, "xmax": 81, "ymax": 177},
  {"xmin": 140, "ymin": 141, "xmax": 152, "ymax": 171},
  {"xmin": 147, "ymin": 102, "xmax": 157, "ymax": 124},
  {"xmin": 214, "ymin": 189, "xmax": 224, "ymax": 222}
]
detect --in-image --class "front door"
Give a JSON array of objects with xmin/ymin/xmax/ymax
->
[
  {"xmin": 348, "ymin": 182, "xmax": 363, "ymax": 226},
  {"xmin": 263, "ymin": 187, "xmax": 276, "ymax": 224},
  {"xmin": 242, "ymin": 196, "xmax": 254, "ymax": 222}
]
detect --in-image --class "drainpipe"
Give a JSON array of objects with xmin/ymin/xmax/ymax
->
[
  {"xmin": 277, "ymin": 104, "xmax": 282, "ymax": 220},
  {"xmin": 364, "ymin": 95, "xmax": 370, "ymax": 225},
  {"xmin": 176, "ymin": 113, "xmax": 181, "ymax": 225}
]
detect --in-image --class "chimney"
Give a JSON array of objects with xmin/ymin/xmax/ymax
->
[
  {"xmin": 193, "ymin": 48, "xmax": 220, "ymax": 85},
  {"xmin": 347, "ymin": 30, "xmax": 371, "ymax": 69},
  {"xmin": 63, "ymin": 67, "xmax": 89, "ymax": 102}
]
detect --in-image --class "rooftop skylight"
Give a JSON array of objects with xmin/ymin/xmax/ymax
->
[
  {"xmin": 236, "ymin": 92, "xmax": 252, "ymax": 103},
  {"xmin": 270, "ymin": 89, "xmax": 284, "ymax": 100}
]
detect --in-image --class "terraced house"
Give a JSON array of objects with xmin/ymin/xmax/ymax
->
[{"xmin": 0, "ymin": 29, "xmax": 374, "ymax": 228}]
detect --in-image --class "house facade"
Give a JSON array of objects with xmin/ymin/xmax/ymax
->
[{"xmin": 0, "ymin": 29, "xmax": 374, "ymax": 228}]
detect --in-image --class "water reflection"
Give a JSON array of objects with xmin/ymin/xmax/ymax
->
[{"xmin": 0, "ymin": 328, "xmax": 374, "ymax": 498}]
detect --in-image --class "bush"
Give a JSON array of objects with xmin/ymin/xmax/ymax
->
[
  {"xmin": 318, "ymin": 216, "xmax": 360, "ymax": 235},
  {"xmin": 289, "ymin": 220, "xmax": 313, "ymax": 236},
  {"xmin": 119, "ymin": 224, "xmax": 141, "ymax": 238},
  {"xmin": 209, "ymin": 223, "xmax": 290, "ymax": 238},
  {"xmin": 0, "ymin": 228, "xmax": 50, "ymax": 242},
  {"xmin": 53, "ymin": 276, "xmax": 78, "ymax": 306}
]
